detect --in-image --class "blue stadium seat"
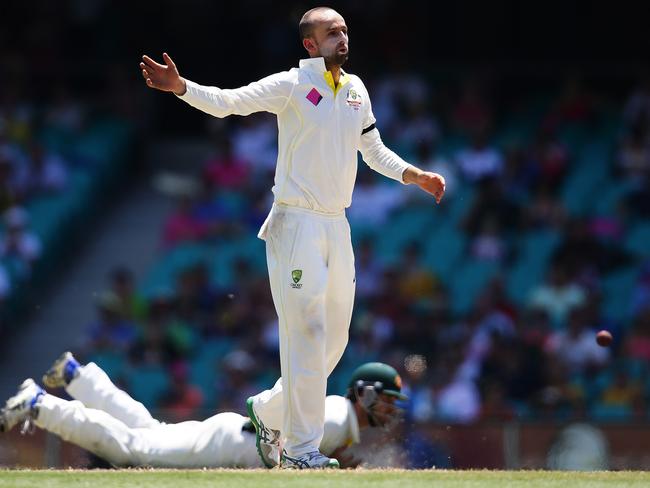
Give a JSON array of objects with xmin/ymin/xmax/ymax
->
[
  {"xmin": 601, "ymin": 267, "xmax": 638, "ymax": 323},
  {"xmin": 125, "ymin": 364, "xmax": 170, "ymax": 409},
  {"xmin": 624, "ymin": 221, "xmax": 650, "ymax": 258},
  {"xmin": 449, "ymin": 259, "xmax": 501, "ymax": 315}
]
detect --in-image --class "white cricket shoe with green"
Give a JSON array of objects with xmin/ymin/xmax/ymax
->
[
  {"xmin": 281, "ymin": 450, "xmax": 340, "ymax": 469},
  {"xmin": 246, "ymin": 397, "xmax": 280, "ymax": 468}
]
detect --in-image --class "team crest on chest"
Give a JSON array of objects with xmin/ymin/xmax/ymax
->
[{"xmin": 346, "ymin": 88, "xmax": 362, "ymax": 110}]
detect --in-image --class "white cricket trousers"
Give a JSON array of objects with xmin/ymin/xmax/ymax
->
[
  {"xmin": 252, "ymin": 204, "xmax": 355, "ymax": 457},
  {"xmin": 34, "ymin": 363, "xmax": 260, "ymax": 468}
]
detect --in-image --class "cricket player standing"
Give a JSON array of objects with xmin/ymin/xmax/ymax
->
[{"xmin": 139, "ymin": 7, "xmax": 445, "ymax": 469}]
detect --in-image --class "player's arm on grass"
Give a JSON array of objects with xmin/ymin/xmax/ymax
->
[{"xmin": 140, "ymin": 52, "xmax": 294, "ymax": 117}]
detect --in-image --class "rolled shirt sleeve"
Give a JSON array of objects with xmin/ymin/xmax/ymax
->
[{"xmin": 176, "ymin": 70, "xmax": 295, "ymax": 117}]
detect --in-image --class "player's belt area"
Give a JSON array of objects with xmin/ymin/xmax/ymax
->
[{"xmin": 273, "ymin": 203, "xmax": 346, "ymax": 220}]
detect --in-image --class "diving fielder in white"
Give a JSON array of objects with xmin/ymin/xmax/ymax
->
[
  {"xmin": 139, "ymin": 7, "xmax": 444, "ymax": 468},
  {"xmin": 0, "ymin": 355, "xmax": 405, "ymax": 469}
]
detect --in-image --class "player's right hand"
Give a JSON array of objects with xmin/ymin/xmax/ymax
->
[{"xmin": 140, "ymin": 53, "xmax": 186, "ymax": 96}]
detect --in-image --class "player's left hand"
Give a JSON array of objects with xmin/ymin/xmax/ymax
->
[{"xmin": 415, "ymin": 171, "xmax": 446, "ymax": 203}]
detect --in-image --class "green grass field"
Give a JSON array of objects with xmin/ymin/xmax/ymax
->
[{"xmin": 0, "ymin": 469, "xmax": 648, "ymax": 488}]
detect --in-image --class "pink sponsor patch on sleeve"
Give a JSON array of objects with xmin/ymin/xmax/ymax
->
[{"xmin": 306, "ymin": 88, "xmax": 323, "ymax": 106}]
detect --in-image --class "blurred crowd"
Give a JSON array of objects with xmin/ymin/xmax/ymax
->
[
  {"xmin": 0, "ymin": 97, "xmax": 73, "ymax": 323},
  {"xmin": 69, "ymin": 71, "xmax": 650, "ymax": 450}
]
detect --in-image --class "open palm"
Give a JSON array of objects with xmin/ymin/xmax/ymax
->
[{"xmin": 140, "ymin": 53, "xmax": 185, "ymax": 95}]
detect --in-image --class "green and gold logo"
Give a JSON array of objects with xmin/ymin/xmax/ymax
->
[
  {"xmin": 291, "ymin": 269, "xmax": 303, "ymax": 288},
  {"xmin": 292, "ymin": 269, "xmax": 302, "ymax": 283},
  {"xmin": 346, "ymin": 88, "xmax": 362, "ymax": 110}
]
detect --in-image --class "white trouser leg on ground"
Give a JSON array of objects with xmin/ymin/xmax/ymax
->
[
  {"xmin": 35, "ymin": 394, "xmax": 143, "ymax": 467},
  {"xmin": 66, "ymin": 362, "xmax": 160, "ymax": 428},
  {"xmin": 36, "ymin": 395, "xmax": 257, "ymax": 468},
  {"xmin": 252, "ymin": 207, "xmax": 354, "ymax": 457}
]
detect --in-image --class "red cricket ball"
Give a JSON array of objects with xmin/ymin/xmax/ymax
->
[{"xmin": 596, "ymin": 330, "xmax": 613, "ymax": 347}]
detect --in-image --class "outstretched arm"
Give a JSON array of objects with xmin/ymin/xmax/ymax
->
[{"xmin": 139, "ymin": 52, "xmax": 294, "ymax": 118}]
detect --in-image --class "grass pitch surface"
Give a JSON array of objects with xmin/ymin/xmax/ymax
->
[{"xmin": 1, "ymin": 469, "xmax": 649, "ymax": 488}]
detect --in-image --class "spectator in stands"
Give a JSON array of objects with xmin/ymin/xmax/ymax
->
[
  {"xmin": 523, "ymin": 184, "xmax": 567, "ymax": 230},
  {"xmin": 0, "ymin": 206, "xmax": 42, "ymax": 278},
  {"xmin": 158, "ymin": 360, "xmax": 204, "ymax": 422},
  {"xmin": 129, "ymin": 292, "xmax": 176, "ymax": 366},
  {"xmin": 433, "ymin": 350, "xmax": 481, "ymax": 424},
  {"xmin": 0, "ymin": 264, "xmax": 11, "ymax": 301},
  {"xmin": 394, "ymin": 101, "xmax": 440, "ymax": 154},
  {"xmin": 622, "ymin": 75, "xmax": 650, "ymax": 135},
  {"xmin": 597, "ymin": 368, "xmax": 645, "ymax": 418},
  {"xmin": 534, "ymin": 359, "xmax": 585, "ymax": 419},
  {"xmin": 396, "ymin": 242, "xmax": 440, "ymax": 302},
  {"xmin": 479, "ymin": 380, "xmax": 515, "ymax": 421},
  {"xmin": 544, "ymin": 307, "xmax": 609, "ymax": 375},
  {"xmin": 544, "ymin": 74, "xmax": 595, "ymax": 129},
  {"xmin": 45, "ymin": 85, "xmax": 86, "ymax": 135},
  {"xmin": 463, "ymin": 178, "xmax": 521, "ymax": 236},
  {"xmin": 624, "ymin": 306, "xmax": 650, "ymax": 362},
  {"xmin": 455, "ymin": 129, "xmax": 504, "ymax": 182},
  {"xmin": 500, "ymin": 145, "xmax": 537, "ymax": 202},
  {"xmin": 203, "ymin": 137, "xmax": 250, "ymax": 190},
  {"xmin": 107, "ymin": 266, "xmax": 147, "ymax": 322},
  {"xmin": 85, "ymin": 290, "xmax": 139, "ymax": 354},
  {"xmin": 174, "ymin": 263, "xmax": 218, "ymax": 326},
  {"xmin": 13, "ymin": 140, "xmax": 68, "ymax": 197},
  {"xmin": 617, "ymin": 121, "xmax": 650, "ymax": 185},
  {"xmin": 470, "ymin": 217, "xmax": 507, "ymax": 262},
  {"xmin": 162, "ymin": 196, "xmax": 208, "ymax": 247},
  {"xmin": 215, "ymin": 349, "xmax": 259, "ymax": 413},
  {"xmin": 528, "ymin": 263, "xmax": 586, "ymax": 327},
  {"xmin": 348, "ymin": 167, "xmax": 405, "ymax": 226},
  {"xmin": 191, "ymin": 178, "xmax": 237, "ymax": 238},
  {"xmin": 354, "ymin": 238, "xmax": 384, "ymax": 302},
  {"xmin": 553, "ymin": 218, "xmax": 631, "ymax": 276},
  {"xmin": 452, "ymin": 78, "xmax": 492, "ymax": 135},
  {"xmin": 528, "ymin": 129, "xmax": 569, "ymax": 188},
  {"xmin": 231, "ymin": 114, "xmax": 277, "ymax": 174}
]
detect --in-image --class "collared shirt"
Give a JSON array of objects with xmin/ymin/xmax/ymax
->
[{"xmin": 178, "ymin": 57, "xmax": 411, "ymax": 215}]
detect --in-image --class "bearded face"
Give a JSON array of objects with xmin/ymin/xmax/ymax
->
[{"xmin": 304, "ymin": 10, "xmax": 349, "ymax": 67}]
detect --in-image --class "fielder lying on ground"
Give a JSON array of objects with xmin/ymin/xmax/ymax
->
[{"xmin": 0, "ymin": 353, "xmax": 406, "ymax": 469}]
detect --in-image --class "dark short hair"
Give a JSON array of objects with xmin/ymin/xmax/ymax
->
[{"xmin": 299, "ymin": 6, "xmax": 335, "ymax": 40}]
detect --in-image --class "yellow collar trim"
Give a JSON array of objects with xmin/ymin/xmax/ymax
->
[{"xmin": 323, "ymin": 70, "xmax": 350, "ymax": 96}]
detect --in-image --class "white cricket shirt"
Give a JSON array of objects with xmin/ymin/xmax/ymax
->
[
  {"xmin": 319, "ymin": 395, "xmax": 361, "ymax": 456},
  {"xmin": 177, "ymin": 57, "xmax": 411, "ymax": 215}
]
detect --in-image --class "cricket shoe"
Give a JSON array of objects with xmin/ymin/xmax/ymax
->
[
  {"xmin": 0, "ymin": 379, "xmax": 44, "ymax": 434},
  {"xmin": 42, "ymin": 351, "xmax": 80, "ymax": 388},
  {"xmin": 246, "ymin": 397, "xmax": 280, "ymax": 468},
  {"xmin": 281, "ymin": 450, "xmax": 340, "ymax": 469}
]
